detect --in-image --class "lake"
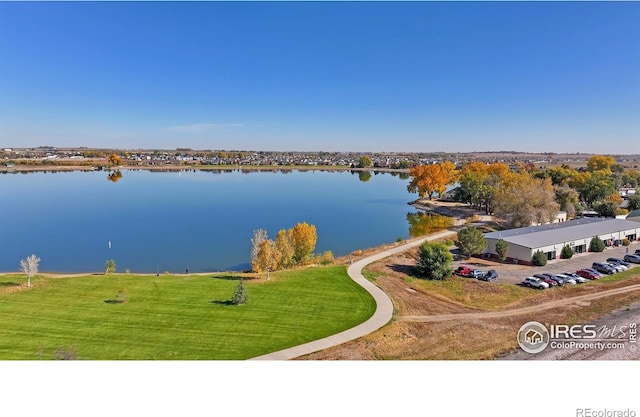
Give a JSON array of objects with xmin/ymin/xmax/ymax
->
[{"xmin": 0, "ymin": 169, "xmax": 443, "ymax": 273}]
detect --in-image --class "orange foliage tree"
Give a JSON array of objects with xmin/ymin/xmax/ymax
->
[
  {"xmin": 407, "ymin": 162, "xmax": 458, "ymax": 200},
  {"xmin": 289, "ymin": 222, "xmax": 318, "ymax": 263}
]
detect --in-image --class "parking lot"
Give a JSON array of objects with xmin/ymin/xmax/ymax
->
[{"xmin": 453, "ymin": 243, "xmax": 640, "ymax": 285}]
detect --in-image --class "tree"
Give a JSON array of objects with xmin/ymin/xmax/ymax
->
[
  {"xmin": 493, "ymin": 174, "xmax": 559, "ymax": 227},
  {"xmin": 107, "ymin": 153, "xmax": 123, "ymax": 167},
  {"xmin": 274, "ymin": 229, "xmax": 294, "ymax": 269},
  {"xmin": 250, "ymin": 228, "xmax": 268, "ymax": 270},
  {"xmin": 587, "ymin": 155, "xmax": 616, "ymax": 173},
  {"xmin": 415, "ymin": 241, "xmax": 453, "ymax": 280},
  {"xmin": 628, "ymin": 194, "xmax": 640, "ymax": 211},
  {"xmin": 532, "ymin": 250, "xmax": 547, "ymax": 266},
  {"xmin": 593, "ymin": 201, "xmax": 617, "ymax": 218},
  {"xmin": 20, "ymin": 254, "xmax": 40, "ymax": 288},
  {"xmin": 253, "ymin": 239, "xmax": 277, "ymax": 279},
  {"xmin": 231, "ymin": 279, "xmax": 248, "ymax": 305},
  {"xmin": 560, "ymin": 245, "xmax": 574, "ymax": 259},
  {"xmin": 455, "ymin": 227, "xmax": 487, "ymax": 258},
  {"xmin": 358, "ymin": 155, "xmax": 372, "ymax": 168},
  {"xmin": 494, "ymin": 239, "xmax": 509, "ymax": 263},
  {"xmin": 589, "ymin": 236, "xmax": 605, "ymax": 252},
  {"xmin": 407, "ymin": 162, "xmax": 458, "ymax": 201},
  {"xmin": 554, "ymin": 184, "xmax": 581, "ymax": 219},
  {"xmin": 289, "ymin": 222, "xmax": 317, "ymax": 263},
  {"xmin": 105, "ymin": 259, "xmax": 116, "ymax": 273},
  {"xmin": 569, "ymin": 171, "xmax": 615, "ymax": 208}
]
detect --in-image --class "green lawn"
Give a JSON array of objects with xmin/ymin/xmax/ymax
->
[{"xmin": 0, "ymin": 266, "xmax": 375, "ymax": 360}]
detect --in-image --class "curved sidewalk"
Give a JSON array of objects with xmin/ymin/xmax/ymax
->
[{"xmin": 250, "ymin": 230, "xmax": 456, "ymax": 360}]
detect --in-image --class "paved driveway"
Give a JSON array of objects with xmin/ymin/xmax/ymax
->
[{"xmin": 453, "ymin": 243, "xmax": 640, "ymax": 285}]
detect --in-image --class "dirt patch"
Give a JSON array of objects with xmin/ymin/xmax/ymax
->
[{"xmin": 300, "ymin": 248, "xmax": 640, "ymax": 360}]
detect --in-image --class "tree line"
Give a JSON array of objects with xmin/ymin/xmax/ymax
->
[{"xmin": 407, "ymin": 155, "xmax": 640, "ymax": 228}]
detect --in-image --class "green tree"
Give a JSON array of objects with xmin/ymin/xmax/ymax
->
[
  {"xmin": 627, "ymin": 194, "xmax": 640, "ymax": 211},
  {"xmin": 560, "ymin": 245, "xmax": 574, "ymax": 259},
  {"xmin": 105, "ymin": 259, "xmax": 116, "ymax": 274},
  {"xmin": 589, "ymin": 236, "xmax": 605, "ymax": 252},
  {"xmin": 593, "ymin": 201, "xmax": 617, "ymax": 218},
  {"xmin": 358, "ymin": 155, "xmax": 372, "ymax": 168},
  {"xmin": 415, "ymin": 241, "xmax": 453, "ymax": 280},
  {"xmin": 455, "ymin": 226, "xmax": 487, "ymax": 258},
  {"xmin": 494, "ymin": 239, "xmax": 509, "ymax": 263},
  {"xmin": 231, "ymin": 279, "xmax": 248, "ymax": 305},
  {"xmin": 532, "ymin": 250, "xmax": 547, "ymax": 266}
]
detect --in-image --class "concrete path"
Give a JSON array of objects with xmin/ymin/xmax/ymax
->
[{"xmin": 250, "ymin": 230, "xmax": 457, "ymax": 360}]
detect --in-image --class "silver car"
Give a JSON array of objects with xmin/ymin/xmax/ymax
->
[
  {"xmin": 562, "ymin": 272, "xmax": 587, "ymax": 284},
  {"xmin": 555, "ymin": 274, "xmax": 577, "ymax": 285}
]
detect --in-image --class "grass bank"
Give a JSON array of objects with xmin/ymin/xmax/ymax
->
[{"xmin": 0, "ymin": 266, "xmax": 375, "ymax": 360}]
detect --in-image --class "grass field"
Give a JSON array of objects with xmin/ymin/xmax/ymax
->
[{"xmin": 0, "ymin": 266, "xmax": 376, "ymax": 360}]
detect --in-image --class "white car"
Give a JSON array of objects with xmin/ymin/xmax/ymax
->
[
  {"xmin": 523, "ymin": 277, "xmax": 549, "ymax": 289},
  {"xmin": 606, "ymin": 262, "xmax": 626, "ymax": 272},
  {"xmin": 562, "ymin": 272, "xmax": 588, "ymax": 284},
  {"xmin": 555, "ymin": 274, "xmax": 577, "ymax": 285}
]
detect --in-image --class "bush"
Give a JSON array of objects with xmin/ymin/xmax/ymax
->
[
  {"xmin": 455, "ymin": 226, "xmax": 487, "ymax": 258},
  {"xmin": 315, "ymin": 250, "xmax": 334, "ymax": 265},
  {"xmin": 622, "ymin": 239, "xmax": 631, "ymax": 246},
  {"xmin": 415, "ymin": 241, "xmax": 453, "ymax": 280},
  {"xmin": 560, "ymin": 245, "xmax": 574, "ymax": 259},
  {"xmin": 532, "ymin": 250, "xmax": 547, "ymax": 266},
  {"xmin": 589, "ymin": 236, "xmax": 605, "ymax": 252}
]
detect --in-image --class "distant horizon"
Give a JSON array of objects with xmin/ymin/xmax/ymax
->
[{"xmin": 1, "ymin": 2, "xmax": 639, "ymax": 153}]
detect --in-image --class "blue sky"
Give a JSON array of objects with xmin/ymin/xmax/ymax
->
[{"xmin": 0, "ymin": 2, "xmax": 638, "ymax": 153}]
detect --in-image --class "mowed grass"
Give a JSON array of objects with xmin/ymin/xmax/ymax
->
[{"xmin": 0, "ymin": 266, "xmax": 375, "ymax": 360}]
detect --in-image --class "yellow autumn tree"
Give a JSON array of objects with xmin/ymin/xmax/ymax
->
[
  {"xmin": 253, "ymin": 239, "xmax": 277, "ymax": 277},
  {"xmin": 289, "ymin": 222, "xmax": 317, "ymax": 263},
  {"xmin": 107, "ymin": 153, "xmax": 123, "ymax": 166},
  {"xmin": 274, "ymin": 229, "xmax": 294, "ymax": 269},
  {"xmin": 587, "ymin": 155, "xmax": 616, "ymax": 173}
]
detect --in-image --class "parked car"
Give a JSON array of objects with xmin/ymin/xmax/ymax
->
[
  {"xmin": 562, "ymin": 272, "xmax": 588, "ymax": 284},
  {"xmin": 605, "ymin": 262, "xmax": 626, "ymax": 272},
  {"xmin": 592, "ymin": 262, "xmax": 617, "ymax": 275},
  {"xmin": 455, "ymin": 266, "xmax": 473, "ymax": 276},
  {"xmin": 584, "ymin": 268, "xmax": 605, "ymax": 278},
  {"xmin": 464, "ymin": 269, "xmax": 485, "ymax": 279},
  {"xmin": 523, "ymin": 277, "xmax": 549, "ymax": 289},
  {"xmin": 607, "ymin": 258, "xmax": 631, "ymax": 268},
  {"xmin": 533, "ymin": 274, "xmax": 559, "ymax": 287},
  {"xmin": 478, "ymin": 270, "xmax": 498, "ymax": 281},
  {"xmin": 554, "ymin": 273, "xmax": 577, "ymax": 285},
  {"xmin": 623, "ymin": 254, "xmax": 640, "ymax": 264},
  {"xmin": 635, "ymin": 249, "xmax": 640, "ymax": 255},
  {"xmin": 541, "ymin": 273, "xmax": 565, "ymax": 286},
  {"xmin": 576, "ymin": 269, "xmax": 599, "ymax": 280}
]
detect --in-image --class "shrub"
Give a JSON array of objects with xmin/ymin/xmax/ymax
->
[
  {"xmin": 560, "ymin": 245, "xmax": 574, "ymax": 259},
  {"xmin": 495, "ymin": 239, "xmax": 509, "ymax": 263},
  {"xmin": 532, "ymin": 250, "xmax": 547, "ymax": 266},
  {"xmin": 315, "ymin": 250, "xmax": 334, "ymax": 265},
  {"xmin": 415, "ymin": 241, "xmax": 453, "ymax": 280},
  {"xmin": 589, "ymin": 236, "xmax": 605, "ymax": 252},
  {"xmin": 622, "ymin": 239, "xmax": 631, "ymax": 246},
  {"xmin": 455, "ymin": 226, "xmax": 487, "ymax": 258}
]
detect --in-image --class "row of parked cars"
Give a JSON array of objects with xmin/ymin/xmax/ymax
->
[
  {"xmin": 522, "ymin": 250, "xmax": 640, "ymax": 290},
  {"xmin": 455, "ymin": 266, "xmax": 498, "ymax": 281}
]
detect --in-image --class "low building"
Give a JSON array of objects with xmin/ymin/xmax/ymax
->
[{"xmin": 483, "ymin": 218, "xmax": 640, "ymax": 264}]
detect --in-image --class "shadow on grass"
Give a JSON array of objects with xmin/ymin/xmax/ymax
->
[
  {"xmin": 210, "ymin": 274, "xmax": 259, "ymax": 281},
  {"xmin": 0, "ymin": 282, "xmax": 21, "ymax": 287},
  {"xmin": 388, "ymin": 264, "xmax": 414, "ymax": 275},
  {"xmin": 104, "ymin": 299, "xmax": 125, "ymax": 304},
  {"xmin": 210, "ymin": 299, "xmax": 235, "ymax": 305}
]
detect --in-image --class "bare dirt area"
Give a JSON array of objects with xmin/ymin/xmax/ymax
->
[{"xmin": 301, "ymin": 246, "xmax": 640, "ymax": 360}]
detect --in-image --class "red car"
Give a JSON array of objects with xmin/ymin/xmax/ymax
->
[
  {"xmin": 576, "ymin": 269, "xmax": 599, "ymax": 280},
  {"xmin": 533, "ymin": 274, "xmax": 559, "ymax": 287},
  {"xmin": 455, "ymin": 266, "xmax": 472, "ymax": 276}
]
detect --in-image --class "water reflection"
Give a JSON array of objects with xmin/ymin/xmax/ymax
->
[
  {"xmin": 407, "ymin": 212, "xmax": 453, "ymax": 237},
  {"xmin": 358, "ymin": 171, "xmax": 372, "ymax": 182},
  {"xmin": 107, "ymin": 170, "xmax": 123, "ymax": 183}
]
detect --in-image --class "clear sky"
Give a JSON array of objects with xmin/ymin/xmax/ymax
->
[{"xmin": 0, "ymin": 2, "xmax": 638, "ymax": 153}]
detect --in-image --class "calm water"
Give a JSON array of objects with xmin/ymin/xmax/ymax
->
[{"xmin": 0, "ymin": 169, "xmax": 433, "ymax": 273}]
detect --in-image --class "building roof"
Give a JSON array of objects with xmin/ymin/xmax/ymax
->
[
  {"xmin": 627, "ymin": 209, "xmax": 640, "ymax": 219},
  {"xmin": 484, "ymin": 218, "xmax": 640, "ymax": 249}
]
